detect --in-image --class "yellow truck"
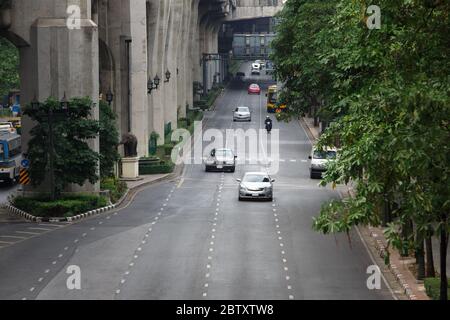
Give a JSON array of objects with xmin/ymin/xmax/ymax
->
[{"xmin": 266, "ymin": 85, "xmax": 286, "ymax": 113}]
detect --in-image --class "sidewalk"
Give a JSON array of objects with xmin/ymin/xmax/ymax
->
[
  {"xmin": 300, "ymin": 116, "xmax": 429, "ymax": 300},
  {"xmin": 124, "ymin": 173, "xmax": 172, "ymax": 190}
]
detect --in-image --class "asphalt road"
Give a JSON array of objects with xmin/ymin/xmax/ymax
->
[{"xmin": 0, "ymin": 63, "xmax": 394, "ymax": 300}]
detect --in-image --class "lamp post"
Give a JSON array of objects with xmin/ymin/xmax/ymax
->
[
  {"xmin": 164, "ymin": 70, "xmax": 171, "ymax": 83},
  {"xmin": 147, "ymin": 75, "xmax": 160, "ymax": 94},
  {"xmin": 106, "ymin": 87, "xmax": 114, "ymax": 106}
]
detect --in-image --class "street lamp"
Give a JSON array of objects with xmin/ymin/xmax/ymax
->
[
  {"xmin": 60, "ymin": 92, "xmax": 69, "ymax": 113},
  {"xmin": 164, "ymin": 70, "xmax": 171, "ymax": 83},
  {"xmin": 148, "ymin": 75, "xmax": 161, "ymax": 94},
  {"xmin": 106, "ymin": 87, "xmax": 114, "ymax": 106},
  {"xmin": 31, "ymin": 95, "xmax": 40, "ymax": 110}
]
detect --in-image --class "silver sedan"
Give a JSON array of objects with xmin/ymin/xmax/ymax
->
[
  {"xmin": 233, "ymin": 106, "xmax": 251, "ymax": 122},
  {"xmin": 237, "ymin": 172, "xmax": 275, "ymax": 201}
]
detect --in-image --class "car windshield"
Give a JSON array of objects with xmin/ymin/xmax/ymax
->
[
  {"xmin": 250, "ymin": 85, "xmax": 258, "ymax": 88},
  {"xmin": 215, "ymin": 149, "xmax": 233, "ymax": 157},
  {"xmin": 268, "ymin": 92, "xmax": 277, "ymax": 104},
  {"xmin": 237, "ymin": 107, "xmax": 249, "ymax": 112},
  {"xmin": 313, "ymin": 150, "xmax": 337, "ymax": 159},
  {"xmin": 243, "ymin": 174, "xmax": 270, "ymax": 183}
]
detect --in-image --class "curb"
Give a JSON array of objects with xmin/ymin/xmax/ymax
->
[
  {"xmin": 1, "ymin": 165, "xmax": 184, "ymax": 224},
  {"xmin": 368, "ymin": 227, "xmax": 420, "ymax": 300},
  {"xmin": 0, "ymin": 202, "xmax": 116, "ymax": 223}
]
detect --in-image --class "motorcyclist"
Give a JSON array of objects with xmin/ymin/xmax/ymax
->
[{"xmin": 265, "ymin": 116, "xmax": 273, "ymax": 133}]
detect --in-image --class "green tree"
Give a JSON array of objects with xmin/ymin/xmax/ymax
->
[
  {"xmin": 99, "ymin": 100, "xmax": 120, "ymax": 178},
  {"xmin": 273, "ymin": 0, "xmax": 450, "ymax": 299},
  {"xmin": 24, "ymin": 97, "xmax": 101, "ymax": 200},
  {"xmin": 0, "ymin": 37, "xmax": 19, "ymax": 99},
  {"xmin": 270, "ymin": 0, "xmax": 338, "ymax": 123}
]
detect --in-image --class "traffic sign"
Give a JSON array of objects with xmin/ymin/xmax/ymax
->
[{"xmin": 21, "ymin": 159, "xmax": 30, "ymax": 168}]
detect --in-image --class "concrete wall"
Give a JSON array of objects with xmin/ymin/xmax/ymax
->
[
  {"xmin": 1, "ymin": 0, "xmax": 100, "ymax": 193},
  {"xmin": 0, "ymin": 0, "xmax": 281, "ymax": 193}
]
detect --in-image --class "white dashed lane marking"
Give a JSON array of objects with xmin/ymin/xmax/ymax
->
[{"xmin": 114, "ymin": 182, "xmax": 178, "ymax": 297}]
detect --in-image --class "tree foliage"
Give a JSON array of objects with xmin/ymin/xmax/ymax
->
[
  {"xmin": 24, "ymin": 97, "xmax": 101, "ymax": 197},
  {"xmin": 0, "ymin": 37, "xmax": 19, "ymax": 99},
  {"xmin": 99, "ymin": 100, "xmax": 120, "ymax": 178},
  {"xmin": 272, "ymin": 0, "xmax": 450, "ymax": 299}
]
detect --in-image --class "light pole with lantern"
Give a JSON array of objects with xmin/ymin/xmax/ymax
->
[
  {"xmin": 106, "ymin": 87, "xmax": 114, "ymax": 106},
  {"xmin": 164, "ymin": 70, "xmax": 171, "ymax": 83},
  {"xmin": 147, "ymin": 75, "xmax": 161, "ymax": 94}
]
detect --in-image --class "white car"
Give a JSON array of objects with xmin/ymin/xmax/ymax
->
[
  {"xmin": 205, "ymin": 148, "xmax": 237, "ymax": 172},
  {"xmin": 254, "ymin": 60, "xmax": 265, "ymax": 68},
  {"xmin": 237, "ymin": 172, "xmax": 274, "ymax": 201},
  {"xmin": 251, "ymin": 63, "xmax": 261, "ymax": 75},
  {"xmin": 309, "ymin": 147, "xmax": 337, "ymax": 179},
  {"xmin": 233, "ymin": 106, "xmax": 251, "ymax": 122}
]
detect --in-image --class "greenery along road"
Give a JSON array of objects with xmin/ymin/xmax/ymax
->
[
  {"xmin": 271, "ymin": 0, "xmax": 450, "ymax": 300},
  {"xmin": 0, "ymin": 37, "xmax": 19, "ymax": 99}
]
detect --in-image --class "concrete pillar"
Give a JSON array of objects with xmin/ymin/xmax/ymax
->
[
  {"xmin": 6, "ymin": 0, "xmax": 100, "ymax": 193},
  {"xmin": 148, "ymin": 0, "xmax": 170, "ymax": 145},
  {"xmin": 128, "ymin": 0, "xmax": 149, "ymax": 157}
]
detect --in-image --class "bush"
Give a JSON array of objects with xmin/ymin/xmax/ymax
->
[
  {"xmin": 162, "ymin": 143, "xmax": 174, "ymax": 156},
  {"xmin": 101, "ymin": 177, "xmax": 128, "ymax": 203},
  {"xmin": 139, "ymin": 160, "xmax": 174, "ymax": 175},
  {"xmin": 12, "ymin": 195, "xmax": 108, "ymax": 218},
  {"xmin": 424, "ymin": 278, "xmax": 450, "ymax": 300}
]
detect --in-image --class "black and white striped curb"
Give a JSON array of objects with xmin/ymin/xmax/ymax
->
[
  {"xmin": 368, "ymin": 227, "xmax": 419, "ymax": 300},
  {"xmin": 0, "ymin": 203, "xmax": 116, "ymax": 223},
  {"xmin": 0, "ymin": 163, "xmax": 184, "ymax": 224}
]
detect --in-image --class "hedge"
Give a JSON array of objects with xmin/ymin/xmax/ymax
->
[
  {"xmin": 139, "ymin": 161, "xmax": 174, "ymax": 175},
  {"xmin": 12, "ymin": 195, "xmax": 108, "ymax": 218},
  {"xmin": 424, "ymin": 277, "xmax": 450, "ymax": 300}
]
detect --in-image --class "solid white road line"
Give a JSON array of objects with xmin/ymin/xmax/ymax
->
[
  {"xmin": 0, "ymin": 235, "xmax": 27, "ymax": 239},
  {"xmin": 16, "ymin": 231, "xmax": 40, "ymax": 235}
]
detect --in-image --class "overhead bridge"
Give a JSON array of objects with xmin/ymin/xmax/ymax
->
[{"xmin": 226, "ymin": 0, "xmax": 285, "ymax": 21}]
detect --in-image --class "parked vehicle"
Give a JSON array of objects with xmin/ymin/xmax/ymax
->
[
  {"xmin": 248, "ymin": 83, "xmax": 261, "ymax": 95},
  {"xmin": 205, "ymin": 148, "xmax": 237, "ymax": 172},
  {"xmin": 0, "ymin": 122, "xmax": 16, "ymax": 134},
  {"xmin": 0, "ymin": 132, "xmax": 22, "ymax": 184},
  {"xmin": 309, "ymin": 147, "xmax": 337, "ymax": 179},
  {"xmin": 233, "ymin": 106, "xmax": 252, "ymax": 122},
  {"xmin": 237, "ymin": 172, "xmax": 274, "ymax": 201}
]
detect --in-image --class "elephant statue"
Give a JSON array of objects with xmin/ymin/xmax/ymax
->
[{"xmin": 120, "ymin": 132, "xmax": 138, "ymax": 158}]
